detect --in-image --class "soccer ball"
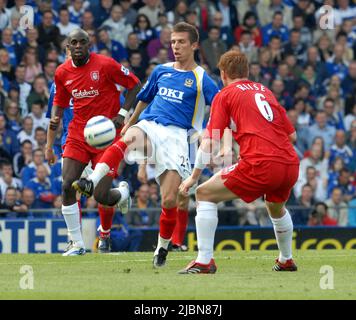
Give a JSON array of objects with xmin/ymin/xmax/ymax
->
[{"xmin": 84, "ymin": 116, "xmax": 116, "ymax": 149}]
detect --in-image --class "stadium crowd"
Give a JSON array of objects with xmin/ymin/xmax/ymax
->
[{"xmin": 0, "ymin": 0, "xmax": 355, "ymax": 228}]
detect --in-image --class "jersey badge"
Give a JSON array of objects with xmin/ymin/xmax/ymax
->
[
  {"xmin": 184, "ymin": 78, "xmax": 194, "ymax": 88},
  {"xmin": 90, "ymin": 71, "xmax": 99, "ymax": 82}
]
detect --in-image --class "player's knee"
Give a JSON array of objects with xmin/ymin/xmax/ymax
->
[
  {"xmin": 93, "ymin": 191, "xmax": 109, "ymax": 206},
  {"xmin": 196, "ymin": 185, "xmax": 212, "ymax": 202},
  {"xmin": 177, "ymin": 195, "xmax": 189, "ymax": 210},
  {"xmin": 161, "ymin": 194, "xmax": 177, "ymax": 209},
  {"xmin": 62, "ymin": 179, "xmax": 75, "ymax": 196}
]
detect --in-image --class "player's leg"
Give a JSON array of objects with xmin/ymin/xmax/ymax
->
[
  {"xmin": 171, "ymin": 193, "xmax": 189, "ymax": 251},
  {"xmin": 73, "ymin": 126, "xmax": 149, "ymax": 199},
  {"xmin": 153, "ymin": 170, "xmax": 182, "ymax": 267},
  {"xmin": 62, "ymin": 157, "xmax": 88, "ymax": 256},
  {"xmin": 179, "ymin": 171, "xmax": 237, "ymax": 274},
  {"xmin": 265, "ymin": 163, "xmax": 299, "ymax": 271}
]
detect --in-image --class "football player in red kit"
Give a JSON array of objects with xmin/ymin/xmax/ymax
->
[
  {"xmin": 179, "ymin": 51, "xmax": 300, "ymax": 273},
  {"xmin": 45, "ymin": 29, "xmax": 140, "ymax": 255}
]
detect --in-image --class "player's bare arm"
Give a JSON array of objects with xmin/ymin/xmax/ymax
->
[
  {"xmin": 121, "ymin": 101, "xmax": 148, "ymax": 135},
  {"xmin": 289, "ymin": 131, "xmax": 297, "ymax": 144},
  {"xmin": 112, "ymin": 83, "xmax": 141, "ymax": 129},
  {"xmin": 45, "ymin": 105, "xmax": 64, "ymax": 165}
]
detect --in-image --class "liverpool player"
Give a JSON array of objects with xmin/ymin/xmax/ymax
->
[
  {"xmin": 179, "ymin": 51, "xmax": 299, "ymax": 274},
  {"xmin": 45, "ymin": 29, "xmax": 140, "ymax": 256}
]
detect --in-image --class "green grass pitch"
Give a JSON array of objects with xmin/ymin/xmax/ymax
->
[{"xmin": 0, "ymin": 250, "xmax": 355, "ymax": 300}]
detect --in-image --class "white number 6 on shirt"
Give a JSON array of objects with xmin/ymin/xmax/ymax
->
[{"xmin": 255, "ymin": 93, "xmax": 273, "ymax": 122}]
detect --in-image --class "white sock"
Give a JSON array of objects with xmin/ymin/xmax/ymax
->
[
  {"xmin": 117, "ymin": 182, "xmax": 130, "ymax": 203},
  {"xmin": 154, "ymin": 235, "xmax": 171, "ymax": 255},
  {"xmin": 89, "ymin": 163, "xmax": 110, "ymax": 188},
  {"xmin": 62, "ymin": 203, "xmax": 84, "ymax": 247},
  {"xmin": 270, "ymin": 209, "xmax": 293, "ymax": 263},
  {"xmin": 195, "ymin": 201, "xmax": 218, "ymax": 264}
]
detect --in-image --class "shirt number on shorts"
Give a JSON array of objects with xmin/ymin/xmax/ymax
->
[{"xmin": 255, "ymin": 93, "xmax": 273, "ymax": 122}]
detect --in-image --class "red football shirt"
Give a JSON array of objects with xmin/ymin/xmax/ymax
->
[
  {"xmin": 206, "ymin": 80, "xmax": 299, "ymax": 164},
  {"xmin": 53, "ymin": 52, "xmax": 139, "ymax": 142}
]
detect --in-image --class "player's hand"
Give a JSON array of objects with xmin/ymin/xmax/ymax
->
[
  {"xmin": 137, "ymin": 164, "xmax": 147, "ymax": 184},
  {"xmin": 112, "ymin": 115, "xmax": 125, "ymax": 130},
  {"xmin": 179, "ymin": 176, "xmax": 198, "ymax": 197},
  {"xmin": 45, "ymin": 148, "xmax": 56, "ymax": 166}
]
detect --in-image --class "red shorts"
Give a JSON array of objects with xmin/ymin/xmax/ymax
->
[
  {"xmin": 221, "ymin": 159, "xmax": 299, "ymax": 203},
  {"xmin": 63, "ymin": 129, "xmax": 121, "ymax": 179}
]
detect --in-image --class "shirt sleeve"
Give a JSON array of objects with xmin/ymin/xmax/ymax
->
[
  {"xmin": 205, "ymin": 91, "xmax": 230, "ymax": 140},
  {"xmin": 106, "ymin": 57, "xmax": 140, "ymax": 90},
  {"xmin": 136, "ymin": 66, "xmax": 159, "ymax": 103},
  {"xmin": 53, "ymin": 70, "xmax": 71, "ymax": 108},
  {"xmin": 202, "ymin": 73, "xmax": 220, "ymax": 105},
  {"xmin": 46, "ymin": 84, "xmax": 55, "ymax": 118}
]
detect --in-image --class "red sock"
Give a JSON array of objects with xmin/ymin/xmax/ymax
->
[
  {"xmin": 159, "ymin": 207, "xmax": 177, "ymax": 240},
  {"xmin": 171, "ymin": 209, "xmax": 189, "ymax": 246},
  {"xmin": 99, "ymin": 140, "xmax": 127, "ymax": 173},
  {"xmin": 98, "ymin": 204, "xmax": 115, "ymax": 238}
]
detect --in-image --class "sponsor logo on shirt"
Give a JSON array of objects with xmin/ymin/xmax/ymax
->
[
  {"xmin": 65, "ymin": 80, "xmax": 74, "ymax": 86},
  {"xmin": 158, "ymin": 87, "xmax": 184, "ymax": 103},
  {"xmin": 72, "ymin": 87, "xmax": 99, "ymax": 99}
]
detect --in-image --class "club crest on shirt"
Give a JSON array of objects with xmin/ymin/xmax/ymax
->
[
  {"xmin": 90, "ymin": 71, "xmax": 99, "ymax": 82},
  {"xmin": 184, "ymin": 78, "xmax": 194, "ymax": 87}
]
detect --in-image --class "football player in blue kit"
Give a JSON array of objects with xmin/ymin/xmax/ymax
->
[{"xmin": 73, "ymin": 22, "xmax": 219, "ymax": 266}]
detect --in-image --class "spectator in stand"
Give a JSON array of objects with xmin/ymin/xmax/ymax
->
[
  {"xmin": 0, "ymin": 161, "xmax": 22, "ymax": 202},
  {"xmin": 68, "ymin": 0, "xmax": 90, "ymax": 25},
  {"xmin": 100, "ymin": 4, "xmax": 133, "ymax": 47},
  {"xmin": 133, "ymin": 13, "xmax": 156, "ymax": 48},
  {"xmin": 304, "ymin": 46, "xmax": 328, "ymax": 85},
  {"xmin": 283, "ymin": 29, "xmax": 307, "ymax": 65},
  {"xmin": 37, "ymin": 10, "xmax": 61, "ymax": 52},
  {"xmin": 26, "ymin": 75, "xmax": 49, "ymax": 112},
  {"xmin": 24, "ymin": 28, "xmax": 44, "ymax": 63},
  {"xmin": 321, "ymin": 98, "xmax": 345, "ymax": 131},
  {"xmin": 292, "ymin": 14, "xmax": 312, "ymax": 47},
  {"xmin": 154, "ymin": 12, "xmax": 173, "ymax": 38},
  {"xmin": 167, "ymin": 0, "xmax": 189, "ymax": 25},
  {"xmin": 33, "ymin": 127, "xmax": 47, "ymax": 153},
  {"xmin": 25, "ymin": 164, "xmax": 55, "ymax": 216},
  {"xmin": 27, "ymin": 100, "xmax": 49, "ymax": 131},
  {"xmin": 0, "ymin": 113, "xmax": 20, "ymax": 158},
  {"xmin": 57, "ymin": 7, "xmax": 80, "ymax": 37},
  {"xmin": 138, "ymin": 0, "xmax": 163, "ymax": 28},
  {"xmin": 0, "ymin": 48, "xmax": 15, "ymax": 84},
  {"xmin": 307, "ymin": 202, "xmax": 338, "ymax": 226},
  {"xmin": 81, "ymin": 10, "xmax": 95, "ymax": 31},
  {"xmin": 238, "ymin": 30, "xmax": 258, "ymax": 63},
  {"xmin": 292, "ymin": 184, "xmax": 316, "ymax": 225},
  {"xmin": 328, "ymin": 168, "xmax": 356, "ymax": 202},
  {"xmin": 0, "ymin": 187, "xmax": 27, "ymax": 219},
  {"xmin": 21, "ymin": 148, "xmax": 50, "ymax": 185},
  {"xmin": 120, "ymin": 0, "xmax": 138, "ymax": 26},
  {"xmin": 299, "ymin": 141, "xmax": 329, "ymax": 187},
  {"xmin": 341, "ymin": 61, "xmax": 356, "ymax": 98},
  {"xmin": 316, "ymin": 33, "xmax": 333, "ymax": 63},
  {"xmin": 13, "ymin": 140, "xmax": 33, "ymax": 179},
  {"xmin": 234, "ymin": 11, "xmax": 262, "ymax": 48},
  {"xmin": 201, "ymin": 26, "xmax": 227, "ymax": 75},
  {"xmin": 20, "ymin": 187, "xmax": 36, "ymax": 218},
  {"xmin": 0, "ymin": 0, "xmax": 11, "ymax": 30},
  {"xmin": 293, "ymin": 98, "xmax": 312, "ymax": 129},
  {"xmin": 17, "ymin": 116, "xmax": 35, "ymax": 145},
  {"xmin": 326, "ymin": 44, "xmax": 349, "ymax": 81},
  {"xmin": 4, "ymin": 100, "xmax": 22, "ymax": 134},
  {"xmin": 92, "ymin": 0, "xmax": 113, "ymax": 28},
  {"xmin": 344, "ymin": 103, "xmax": 356, "ymax": 132},
  {"xmin": 214, "ymin": 0, "xmax": 238, "ymax": 31},
  {"xmin": 149, "ymin": 47, "xmax": 171, "ymax": 64},
  {"xmin": 257, "ymin": 47, "xmax": 273, "ymax": 85},
  {"xmin": 292, "ymin": 0, "xmax": 316, "ymax": 29},
  {"xmin": 329, "ymin": 130, "xmax": 353, "ymax": 169},
  {"xmin": 0, "ymin": 28, "xmax": 22, "ymax": 67},
  {"xmin": 43, "ymin": 60, "xmax": 57, "ymax": 90},
  {"xmin": 275, "ymin": 61, "xmax": 297, "ymax": 95},
  {"xmin": 21, "ymin": 47, "xmax": 43, "ymax": 84},
  {"xmin": 326, "ymin": 187, "xmax": 349, "ymax": 226},
  {"xmin": 262, "ymin": 11, "xmax": 289, "ymax": 46},
  {"xmin": 126, "ymin": 183, "xmax": 160, "ymax": 227},
  {"xmin": 147, "ymin": 26, "xmax": 174, "ymax": 62},
  {"xmin": 286, "ymin": 109, "xmax": 307, "ymax": 157},
  {"xmin": 11, "ymin": 65, "xmax": 31, "ymax": 117},
  {"xmin": 307, "ymin": 110, "xmax": 336, "ymax": 151},
  {"xmin": 126, "ymin": 32, "xmax": 149, "ymax": 67},
  {"xmin": 97, "ymin": 27, "xmax": 128, "ymax": 63},
  {"xmin": 248, "ymin": 61, "xmax": 269, "ymax": 87},
  {"xmin": 271, "ymin": 79, "xmax": 293, "ymax": 110},
  {"xmin": 129, "ymin": 51, "xmax": 146, "ymax": 81},
  {"xmin": 210, "ymin": 11, "xmax": 234, "ymax": 48}
]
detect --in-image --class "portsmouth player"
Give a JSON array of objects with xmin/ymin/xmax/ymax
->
[
  {"xmin": 45, "ymin": 28, "xmax": 141, "ymax": 256},
  {"xmin": 72, "ymin": 22, "xmax": 219, "ymax": 266},
  {"xmin": 46, "ymin": 77, "xmax": 126, "ymax": 254},
  {"xmin": 179, "ymin": 51, "xmax": 299, "ymax": 274}
]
